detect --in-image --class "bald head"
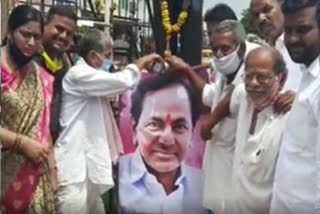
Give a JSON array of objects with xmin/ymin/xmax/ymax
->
[
  {"xmin": 246, "ymin": 47, "xmax": 287, "ymax": 75},
  {"xmin": 244, "ymin": 46, "xmax": 287, "ymax": 110}
]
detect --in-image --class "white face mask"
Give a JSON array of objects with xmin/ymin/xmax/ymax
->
[{"xmin": 213, "ymin": 45, "xmax": 242, "ymax": 75}]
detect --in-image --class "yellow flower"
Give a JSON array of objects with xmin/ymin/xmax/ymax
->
[
  {"xmin": 42, "ymin": 51, "xmax": 63, "ymax": 73},
  {"xmin": 172, "ymin": 24, "xmax": 180, "ymax": 32},
  {"xmin": 164, "ymin": 50, "xmax": 172, "ymax": 58},
  {"xmin": 160, "ymin": 1, "xmax": 189, "ymax": 58}
]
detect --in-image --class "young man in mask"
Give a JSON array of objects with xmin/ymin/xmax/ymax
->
[
  {"xmin": 270, "ymin": 0, "xmax": 320, "ymax": 213},
  {"xmin": 54, "ymin": 29, "xmax": 161, "ymax": 214},
  {"xmin": 175, "ymin": 19, "xmax": 259, "ymax": 213}
]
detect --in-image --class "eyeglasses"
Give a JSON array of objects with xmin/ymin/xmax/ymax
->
[{"xmin": 242, "ymin": 73, "xmax": 274, "ymax": 84}]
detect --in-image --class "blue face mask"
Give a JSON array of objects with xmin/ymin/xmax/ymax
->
[{"xmin": 99, "ymin": 59, "xmax": 115, "ymax": 73}]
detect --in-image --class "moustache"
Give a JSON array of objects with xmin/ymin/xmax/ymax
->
[
  {"xmin": 288, "ymin": 44, "xmax": 304, "ymax": 50},
  {"xmin": 246, "ymin": 89, "xmax": 265, "ymax": 94},
  {"xmin": 259, "ymin": 21, "xmax": 272, "ymax": 31}
]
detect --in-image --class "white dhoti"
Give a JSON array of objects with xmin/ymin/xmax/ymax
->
[{"xmin": 56, "ymin": 178, "xmax": 107, "ymax": 214}]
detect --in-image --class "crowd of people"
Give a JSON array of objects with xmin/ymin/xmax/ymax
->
[{"xmin": 0, "ymin": 0, "xmax": 319, "ymax": 214}]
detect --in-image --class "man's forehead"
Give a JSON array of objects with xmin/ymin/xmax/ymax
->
[
  {"xmin": 140, "ymin": 85, "xmax": 190, "ymax": 115},
  {"xmin": 145, "ymin": 85, "xmax": 189, "ymax": 102},
  {"xmin": 211, "ymin": 31, "xmax": 237, "ymax": 44},
  {"xmin": 247, "ymin": 49, "xmax": 275, "ymax": 69},
  {"xmin": 246, "ymin": 62, "xmax": 275, "ymax": 74},
  {"xmin": 250, "ymin": 0, "xmax": 267, "ymax": 9},
  {"xmin": 250, "ymin": 0, "xmax": 277, "ymax": 10},
  {"xmin": 137, "ymin": 84, "xmax": 194, "ymax": 128},
  {"xmin": 284, "ymin": 6, "xmax": 317, "ymax": 26},
  {"xmin": 48, "ymin": 14, "xmax": 76, "ymax": 25}
]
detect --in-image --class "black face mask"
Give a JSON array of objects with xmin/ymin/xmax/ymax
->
[{"xmin": 8, "ymin": 38, "xmax": 35, "ymax": 68}]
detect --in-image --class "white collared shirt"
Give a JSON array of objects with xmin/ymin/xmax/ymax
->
[
  {"xmin": 55, "ymin": 58, "xmax": 141, "ymax": 188},
  {"xmin": 119, "ymin": 151, "xmax": 206, "ymax": 214},
  {"xmin": 229, "ymin": 84, "xmax": 288, "ymax": 214},
  {"xmin": 202, "ymin": 41, "xmax": 260, "ymax": 212},
  {"xmin": 271, "ymin": 56, "xmax": 320, "ymax": 214},
  {"xmin": 275, "ymin": 34, "xmax": 303, "ymax": 92}
]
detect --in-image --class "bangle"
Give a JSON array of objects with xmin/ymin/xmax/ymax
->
[
  {"xmin": 12, "ymin": 133, "xmax": 22, "ymax": 151},
  {"xmin": 12, "ymin": 133, "xmax": 18, "ymax": 150},
  {"xmin": 16, "ymin": 134, "xmax": 22, "ymax": 151}
]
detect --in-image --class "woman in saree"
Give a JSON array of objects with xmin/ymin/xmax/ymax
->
[{"xmin": 1, "ymin": 5, "xmax": 56, "ymax": 214}]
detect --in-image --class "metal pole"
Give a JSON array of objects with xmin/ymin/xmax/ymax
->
[
  {"xmin": 118, "ymin": 0, "xmax": 121, "ymax": 17},
  {"xmin": 104, "ymin": 0, "xmax": 111, "ymax": 33},
  {"xmin": 1, "ymin": 0, "xmax": 9, "ymax": 40},
  {"xmin": 125, "ymin": 0, "xmax": 128, "ymax": 17},
  {"xmin": 40, "ymin": 0, "xmax": 45, "ymax": 14},
  {"xmin": 137, "ymin": 0, "xmax": 140, "ymax": 19}
]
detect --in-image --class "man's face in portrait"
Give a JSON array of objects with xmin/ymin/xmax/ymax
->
[{"xmin": 135, "ymin": 84, "xmax": 193, "ymax": 173}]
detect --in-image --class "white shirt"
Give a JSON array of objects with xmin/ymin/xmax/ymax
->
[
  {"xmin": 202, "ymin": 41, "xmax": 260, "ymax": 212},
  {"xmin": 229, "ymin": 84, "xmax": 288, "ymax": 214},
  {"xmin": 55, "ymin": 58, "xmax": 141, "ymax": 188},
  {"xmin": 275, "ymin": 34, "xmax": 302, "ymax": 92},
  {"xmin": 119, "ymin": 151, "xmax": 206, "ymax": 214},
  {"xmin": 271, "ymin": 56, "xmax": 320, "ymax": 214}
]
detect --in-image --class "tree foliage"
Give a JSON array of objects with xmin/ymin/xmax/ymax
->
[
  {"xmin": 240, "ymin": 8, "xmax": 257, "ymax": 34},
  {"xmin": 240, "ymin": 8, "xmax": 266, "ymax": 45}
]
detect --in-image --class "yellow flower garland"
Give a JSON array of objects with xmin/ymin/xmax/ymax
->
[
  {"xmin": 42, "ymin": 51, "xmax": 63, "ymax": 73},
  {"xmin": 160, "ymin": 0, "xmax": 188, "ymax": 58}
]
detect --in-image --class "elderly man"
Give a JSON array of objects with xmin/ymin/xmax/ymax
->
[
  {"xmin": 119, "ymin": 75, "xmax": 206, "ymax": 214},
  {"xmin": 203, "ymin": 4, "xmax": 238, "ymax": 84},
  {"xmin": 178, "ymin": 19, "xmax": 259, "ymax": 213},
  {"xmin": 205, "ymin": 47, "xmax": 289, "ymax": 214},
  {"xmin": 185, "ymin": 20, "xmax": 259, "ymax": 105},
  {"xmin": 54, "ymin": 29, "xmax": 160, "ymax": 214},
  {"xmin": 271, "ymin": 0, "xmax": 320, "ymax": 213}
]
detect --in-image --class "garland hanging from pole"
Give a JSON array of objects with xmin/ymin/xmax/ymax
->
[{"xmin": 160, "ymin": 0, "xmax": 189, "ymax": 58}]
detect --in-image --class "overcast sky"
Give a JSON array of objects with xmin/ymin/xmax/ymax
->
[{"xmin": 203, "ymin": 0, "xmax": 251, "ymax": 19}]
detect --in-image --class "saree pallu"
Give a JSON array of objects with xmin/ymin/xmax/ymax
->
[{"xmin": 1, "ymin": 62, "xmax": 56, "ymax": 214}]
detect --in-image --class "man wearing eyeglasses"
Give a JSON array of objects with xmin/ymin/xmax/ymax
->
[{"xmin": 200, "ymin": 46, "xmax": 289, "ymax": 214}]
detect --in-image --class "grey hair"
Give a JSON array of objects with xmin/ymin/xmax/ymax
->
[
  {"xmin": 212, "ymin": 19, "xmax": 246, "ymax": 43},
  {"xmin": 271, "ymin": 48, "xmax": 287, "ymax": 74},
  {"xmin": 246, "ymin": 47, "xmax": 287, "ymax": 74},
  {"xmin": 78, "ymin": 29, "xmax": 113, "ymax": 58}
]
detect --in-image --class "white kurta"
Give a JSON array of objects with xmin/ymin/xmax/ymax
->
[
  {"xmin": 55, "ymin": 58, "xmax": 141, "ymax": 190},
  {"xmin": 229, "ymin": 84, "xmax": 288, "ymax": 214},
  {"xmin": 271, "ymin": 57, "xmax": 320, "ymax": 214},
  {"xmin": 202, "ymin": 41, "xmax": 260, "ymax": 212}
]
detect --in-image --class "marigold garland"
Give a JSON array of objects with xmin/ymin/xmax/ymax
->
[
  {"xmin": 42, "ymin": 51, "xmax": 63, "ymax": 73},
  {"xmin": 160, "ymin": 0, "xmax": 188, "ymax": 58}
]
